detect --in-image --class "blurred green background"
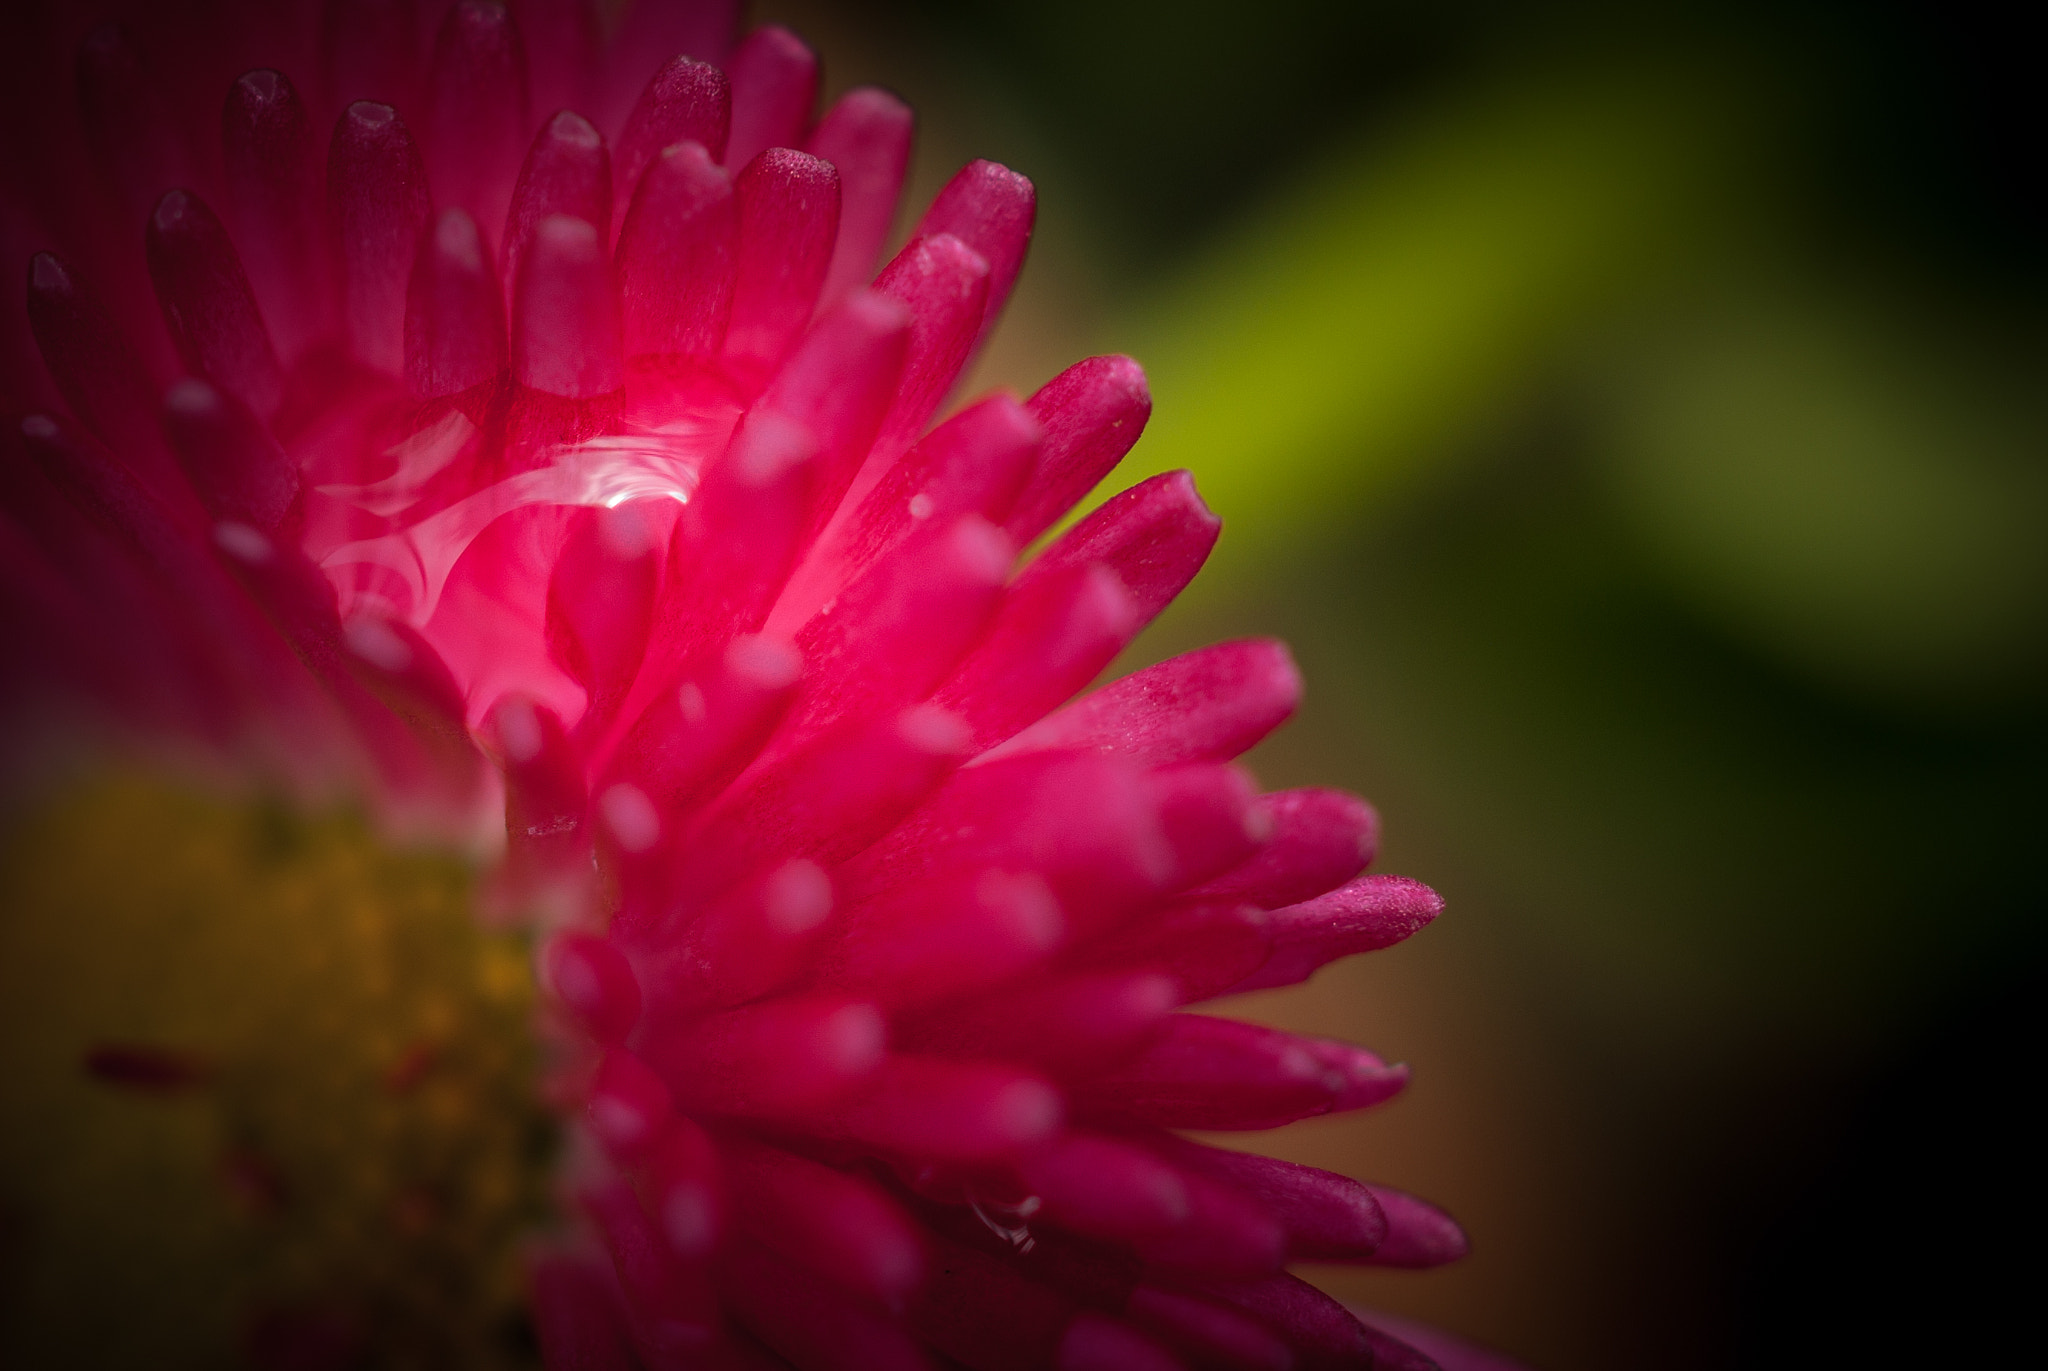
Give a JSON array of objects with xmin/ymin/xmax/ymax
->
[{"xmin": 768, "ymin": 2, "xmax": 2045, "ymax": 1366}]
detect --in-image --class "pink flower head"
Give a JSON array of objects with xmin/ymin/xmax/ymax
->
[{"xmin": 1, "ymin": 2, "xmax": 1493, "ymax": 1367}]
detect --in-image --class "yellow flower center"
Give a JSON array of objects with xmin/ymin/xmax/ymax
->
[{"xmin": 0, "ymin": 774, "xmax": 556, "ymax": 1368}]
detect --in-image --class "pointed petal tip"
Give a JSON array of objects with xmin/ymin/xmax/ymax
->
[
  {"xmin": 231, "ymin": 67, "xmax": 289, "ymax": 105},
  {"xmin": 341, "ymin": 98, "xmax": 402, "ymax": 131},
  {"xmin": 1098, "ymin": 351, "xmax": 1151, "ymax": 395},
  {"xmin": 544, "ymin": 108, "xmax": 603, "ymax": 146},
  {"xmin": 737, "ymin": 22, "xmax": 816, "ymax": 64},
  {"xmin": 1363, "ymin": 1186, "xmax": 1471, "ymax": 1268},
  {"xmin": 725, "ymin": 24, "xmax": 821, "ymax": 170},
  {"xmin": 1158, "ymin": 468, "xmax": 1222, "ymax": 529},
  {"xmin": 956, "ymin": 157, "xmax": 1036, "ymax": 204},
  {"xmin": 28, "ymin": 251, "xmax": 71, "ymax": 295},
  {"xmin": 148, "ymin": 187, "xmax": 196, "ymax": 231}
]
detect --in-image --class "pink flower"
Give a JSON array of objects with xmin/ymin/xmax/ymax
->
[{"xmin": 2, "ymin": 2, "xmax": 1497, "ymax": 1367}]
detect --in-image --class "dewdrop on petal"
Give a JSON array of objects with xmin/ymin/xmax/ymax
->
[{"xmin": 0, "ymin": 2, "xmax": 1509, "ymax": 1367}]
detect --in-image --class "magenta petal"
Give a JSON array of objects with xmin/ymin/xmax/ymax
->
[
  {"xmin": 934, "ymin": 563, "xmax": 1138, "ymax": 756},
  {"xmin": 146, "ymin": 190, "xmax": 284, "ymax": 420},
  {"xmin": 612, "ymin": 54, "xmax": 731, "ymax": 229},
  {"xmin": 725, "ymin": 148, "xmax": 840, "ymax": 384},
  {"xmin": 718, "ymin": 1240, "xmax": 931, "ymax": 1371},
  {"xmin": 820, "ymin": 867, "xmax": 1063, "ymax": 1007},
  {"xmin": 511, "ymin": 0, "xmax": 597, "ymax": 121},
  {"xmin": 616, "ymin": 413, "xmax": 813, "ymax": 724},
  {"xmin": 874, "ymin": 392, "xmax": 1042, "ymax": 536},
  {"xmin": 160, "ymin": 378, "xmax": 299, "ymax": 531},
  {"xmin": 405, "ymin": 207, "xmax": 508, "ymax": 397},
  {"xmin": 586, "ymin": 1046, "xmax": 675, "ymax": 1163},
  {"xmin": 992, "ymin": 638, "xmax": 1303, "ymax": 769},
  {"xmin": 723, "ymin": 25, "xmax": 819, "ymax": 171},
  {"xmin": 617, "ymin": 140, "xmax": 735, "ymax": 360},
  {"xmin": 1192, "ymin": 1274, "xmax": 1380, "ymax": 1371},
  {"xmin": 910, "ymin": 158, "xmax": 1034, "ymax": 357},
  {"xmin": 677, "ymin": 704, "xmax": 970, "ymax": 897},
  {"xmin": 1360, "ymin": 1186, "xmax": 1470, "ymax": 1269},
  {"xmin": 1072, "ymin": 1015, "xmax": 1405, "ymax": 1130},
  {"xmin": 544, "ymin": 931, "xmax": 643, "ymax": 1044},
  {"xmin": 809, "ymin": 1057, "xmax": 1062, "ymax": 1162},
  {"xmin": 545, "ymin": 502, "xmax": 661, "ymax": 729},
  {"xmin": 327, "ymin": 100, "xmax": 432, "ymax": 374},
  {"xmin": 210, "ymin": 520, "xmax": 489, "ymax": 810},
  {"xmin": 1013, "ymin": 470, "xmax": 1218, "ymax": 634},
  {"xmin": 591, "ymin": 777, "xmax": 668, "ymax": 915},
  {"xmin": 1148, "ymin": 762, "xmax": 1270, "ymax": 892},
  {"xmin": 1130, "ymin": 1167, "xmax": 1287, "ymax": 1279},
  {"xmin": 597, "ymin": 0, "xmax": 740, "ymax": 137},
  {"xmin": 645, "ymin": 1117, "xmax": 723, "ymax": 1258},
  {"xmin": 322, "ymin": 0, "xmax": 424, "ymax": 115},
  {"xmin": 1191, "ymin": 786, "xmax": 1380, "ymax": 909},
  {"xmin": 908, "ymin": 1235, "xmax": 1180, "ymax": 1371},
  {"xmin": 646, "ymin": 994, "xmax": 885, "ymax": 1119},
  {"xmin": 776, "ymin": 512, "xmax": 1011, "ymax": 753},
  {"xmin": 1018, "ymin": 1136, "xmax": 1288, "ymax": 1281},
  {"xmin": 807, "ymin": 86, "xmax": 915, "ymax": 312},
  {"xmin": 632, "ymin": 858, "xmax": 833, "ymax": 1011},
  {"xmin": 221, "ymin": 68, "xmax": 330, "ymax": 363},
  {"xmin": 842, "ymin": 750, "xmax": 1174, "ymax": 936},
  {"xmin": 513, "ymin": 213, "xmax": 622, "ymax": 396},
  {"xmin": 504, "ymin": 110, "xmax": 613, "ymax": 309},
  {"xmin": 720, "ymin": 1137, "xmax": 924, "ymax": 1304},
  {"xmin": 22, "ymin": 417, "xmax": 319, "ymax": 732},
  {"xmin": 416, "ymin": 508, "xmax": 559, "ymax": 711},
  {"xmin": 1007, "ymin": 354, "xmax": 1153, "ymax": 547},
  {"xmin": 26, "ymin": 253, "xmax": 190, "ymax": 513},
  {"xmin": 754, "ymin": 288, "xmax": 913, "ymax": 549},
  {"xmin": 771, "ymin": 391, "xmax": 1039, "ymax": 636},
  {"xmin": 601, "ymin": 633, "xmax": 801, "ymax": 815},
  {"xmin": 1073, "ymin": 900, "xmax": 1273, "ymax": 1007},
  {"xmin": 424, "ymin": 0, "xmax": 531, "ymax": 243},
  {"xmin": 1018, "ymin": 1132, "xmax": 1191, "ymax": 1243},
  {"xmin": 867, "ymin": 231, "xmax": 991, "ymax": 459},
  {"xmin": 1056, "ymin": 1316, "xmax": 1185, "ymax": 1371},
  {"xmin": 488, "ymin": 693, "xmax": 590, "ymax": 883},
  {"xmin": 75, "ymin": 22, "xmax": 192, "ymax": 228},
  {"xmin": 338, "ymin": 616, "xmax": 477, "ymax": 762},
  {"xmin": 1152, "ymin": 1137, "xmax": 1391, "ymax": 1263},
  {"xmin": 1125, "ymin": 1286, "xmax": 1294, "ymax": 1371},
  {"xmin": 582, "ymin": 1176, "xmax": 718, "ymax": 1353},
  {"xmin": 904, "ymin": 1238, "xmax": 1076, "ymax": 1369},
  {"xmin": 336, "ymin": 616, "xmax": 487, "ymax": 809},
  {"xmin": 893, "ymin": 971, "xmax": 1175, "ymax": 1077},
  {"xmin": 1228, "ymin": 875, "xmax": 1446, "ymax": 994}
]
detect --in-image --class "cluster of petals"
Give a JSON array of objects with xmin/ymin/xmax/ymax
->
[{"xmin": 0, "ymin": 2, "xmax": 1483, "ymax": 1368}]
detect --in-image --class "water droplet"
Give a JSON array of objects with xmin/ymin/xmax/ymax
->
[{"xmin": 968, "ymin": 1191, "xmax": 1042, "ymax": 1253}]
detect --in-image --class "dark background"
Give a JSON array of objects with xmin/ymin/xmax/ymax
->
[{"xmin": 765, "ymin": 2, "xmax": 2046, "ymax": 1366}]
